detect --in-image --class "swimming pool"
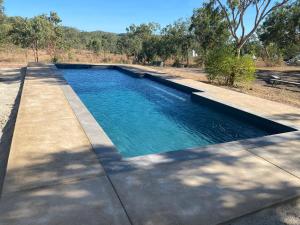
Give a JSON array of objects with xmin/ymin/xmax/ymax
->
[{"xmin": 62, "ymin": 68, "xmax": 282, "ymax": 157}]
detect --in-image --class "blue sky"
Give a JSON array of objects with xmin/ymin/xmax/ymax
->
[
  {"xmin": 4, "ymin": 0, "xmax": 263, "ymax": 34},
  {"xmin": 4, "ymin": 0, "xmax": 203, "ymax": 33}
]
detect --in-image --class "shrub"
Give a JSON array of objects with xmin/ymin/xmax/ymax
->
[
  {"xmin": 51, "ymin": 56, "xmax": 59, "ymax": 63},
  {"xmin": 205, "ymin": 48, "xmax": 255, "ymax": 86},
  {"xmin": 261, "ymin": 43, "xmax": 283, "ymax": 66}
]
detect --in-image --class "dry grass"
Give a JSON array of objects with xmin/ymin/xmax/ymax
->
[{"xmin": 0, "ymin": 45, "xmax": 131, "ymax": 67}]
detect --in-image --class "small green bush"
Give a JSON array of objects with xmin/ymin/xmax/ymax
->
[
  {"xmin": 261, "ymin": 43, "xmax": 283, "ymax": 66},
  {"xmin": 205, "ymin": 48, "xmax": 255, "ymax": 86},
  {"xmin": 51, "ymin": 56, "xmax": 59, "ymax": 63}
]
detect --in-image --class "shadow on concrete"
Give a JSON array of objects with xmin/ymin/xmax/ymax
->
[
  {"xmin": 2, "ymin": 64, "xmax": 298, "ymax": 225},
  {"xmin": 268, "ymin": 113, "xmax": 300, "ymax": 123},
  {"xmin": 0, "ymin": 144, "xmax": 299, "ymax": 225}
]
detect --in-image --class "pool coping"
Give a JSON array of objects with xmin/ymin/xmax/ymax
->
[{"xmin": 56, "ymin": 63, "xmax": 300, "ymax": 176}]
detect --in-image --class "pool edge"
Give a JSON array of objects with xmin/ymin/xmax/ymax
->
[{"xmin": 56, "ymin": 63, "xmax": 300, "ymax": 176}]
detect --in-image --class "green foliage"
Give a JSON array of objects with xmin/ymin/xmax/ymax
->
[
  {"xmin": 190, "ymin": 0, "xmax": 229, "ymax": 59},
  {"xmin": 123, "ymin": 22, "xmax": 159, "ymax": 63},
  {"xmin": 258, "ymin": 0, "xmax": 300, "ymax": 59},
  {"xmin": 241, "ymin": 36, "xmax": 262, "ymax": 56},
  {"xmin": 261, "ymin": 43, "xmax": 284, "ymax": 66},
  {"xmin": 0, "ymin": 0, "xmax": 4, "ymax": 22},
  {"xmin": 51, "ymin": 55, "xmax": 60, "ymax": 63},
  {"xmin": 9, "ymin": 12, "xmax": 62, "ymax": 62},
  {"xmin": 0, "ymin": 0, "xmax": 295, "ymax": 67},
  {"xmin": 160, "ymin": 19, "xmax": 192, "ymax": 65},
  {"xmin": 141, "ymin": 35, "xmax": 160, "ymax": 63},
  {"xmin": 87, "ymin": 39, "xmax": 101, "ymax": 53},
  {"xmin": 117, "ymin": 20, "xmax": 192, "ymax": 65},
  {"xmin": 205, "ymin": 47, "xmax": 255, "ymax": 86}
]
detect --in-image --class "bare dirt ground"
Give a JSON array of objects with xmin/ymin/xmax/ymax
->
[
  {"xmin": 132, "ymin": 65, "xmax": 300, "ymax": 108},
  {"xmin": 0, "ymin": 66, "xmax": 23, "ymax": 194},
  {"xmin": 0, "ymin": 67, "xmax": 22, "ymax": 131}
]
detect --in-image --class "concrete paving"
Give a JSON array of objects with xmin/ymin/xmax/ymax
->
[
  {"xmin": 1, "ymin": 63, "xmax": 300, "ymax": 225},
  {"xmin": 0, "ymin": 64, "xmax": 131, "ymax": 224},
  {"xmin": 110, "ymin": 148, "xmax": 300, "ymax": 225},
  {"xmin": 246, "ymin": 140, "xmax": 300, "ymax": 178},
  {"xmin": 0, "ymin": 176, "xmax": 130, "ymax": 225}
]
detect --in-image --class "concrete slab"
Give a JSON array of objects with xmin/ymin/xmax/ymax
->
[
  {"xmin": 247, "ymin": 140, "xmax": 300, "ymax": 178},
  {"xmin": 3, "ymin": 118, "xmax": 105, "ymax": 195},
  {"xmin": 0, "ymin": 176, "xmax": 131, "ymax": 225},
  {"xmin": 110, "ymin": 148, "xmax": 300, "ymax": 225},
  {"xmin": 1, "ymin": 65, "xmax": 106, "ymax": 196}
]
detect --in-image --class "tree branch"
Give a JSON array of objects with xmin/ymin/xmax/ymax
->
[
  {"xmin": 216, "ymin": 0, "xmax": 239, "ymax": 42},
  {"xmin": 216, "ymin": 0, "xmax": 290, "ymax": 51}
]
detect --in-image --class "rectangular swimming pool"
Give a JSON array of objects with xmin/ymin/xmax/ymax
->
[{"xmin": 61, "ymin": 68, "xmax": 290, "ymax": 157}]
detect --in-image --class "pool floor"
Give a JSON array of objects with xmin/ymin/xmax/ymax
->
[{"xmin": 62, "ymin": 69, "xmax": 273, "ymax": 157}]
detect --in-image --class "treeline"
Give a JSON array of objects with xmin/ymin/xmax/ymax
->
[{"xmin": 0, "ymin": 0, "xmax": 299, "ymax": 85}]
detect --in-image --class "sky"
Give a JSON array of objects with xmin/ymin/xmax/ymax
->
[
  {"xmin": 3, "ymin": 0, "xmax": 262, "ymax": 34},
  {"xmin": 4, "ymin": 0, "xmax": 204, "ymax": 33}
]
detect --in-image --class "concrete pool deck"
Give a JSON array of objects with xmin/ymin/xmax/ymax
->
[{"xmin": 0, "ymin": 63, "xmax": 299, "ymax": 225}]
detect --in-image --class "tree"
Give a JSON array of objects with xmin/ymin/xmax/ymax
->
[
  {"xmin": 47, "ymin": 11, "xmax": 63, "ymax": 59},
  {"xmin": 0, "ymin": 0, "xmax": 4, "ymax": 22},
  {"xmin": 124, "ymin": 23, "xmax": 159, "ymax": 62},
  {"xmin": 160, "ymin": 20, "xmax": 192, "ymax": 65},
  {"xmin": 0, "ymin": 0, "xmax": 7, "ymax": 43},
  {"xmin": 190, "ymin": 0, "xmax": 230, "ymax": 61},
  {"xmin": 87, "ymin": 39, "xmax": 101, "ymax": 54},
  {"xmin": 216, "ymin": 0, "xmax": 290, "ymax": 56},
  {"xmin": 9, "ymin": 12, "xmax": 62, "ymax": 62},
  {"xmin": 205, "ymin": 46, "xmax": 255, "ymax": 86},
  {"xmin": 258, "ymin": 0, "xmax": 300, "ymax": 59},
  {"xmin": 141, "ymin": 35, "xmax": 160, "ymax": 63}
]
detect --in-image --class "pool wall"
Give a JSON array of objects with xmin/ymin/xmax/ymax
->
[{"xmin": 56, "ymin": 63, "xmax": 299, "ymax": 174}]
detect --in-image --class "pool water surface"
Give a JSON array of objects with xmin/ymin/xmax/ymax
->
[{"xmin": 62, "ymin": 69, "xmax": 273, "ymax": 157}]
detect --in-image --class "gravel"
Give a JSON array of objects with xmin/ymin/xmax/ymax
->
[
  {"xmin": 0, "ymin": 67, "xmax": 23, "ymax": 194},
  {"xmin": 0, "ymin": 68, "xmax": 22, "ymax": 132}
]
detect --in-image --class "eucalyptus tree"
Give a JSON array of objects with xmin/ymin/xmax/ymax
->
[
  {"xmin": 125, "ymin": 23, "xmax": 159, "ymax": 62},
  {"xmin": 0, "ymin": 0, "xmax": 3, "ymax": 21},
  {"xmin": 160, "ymin": 20, "xmax": 192, "ymax": 65},
  {"xmin": 215, "ymin": 0, "xmax": 291, "ymax": 56},
  {"xmin": 87, "ymin": 39, "xmax": 101, "ymax": 54},
  {"xmin": 258, "ymin": 0, "xmax": 300, "ymax": 59},
  {"xmin": 47, "ymin": 11, "xmax": 63, "ymax": 59},
  {"xmin": 9, "ymin": 12, "xmax": 63, "ymax": 62},
  {"xmin": 190, "ymin": 0, "xmax": 230, "ymax": 61},
  {"xmin": 0, "ymin": 0, "xmax": 6, "ymax": 43}
]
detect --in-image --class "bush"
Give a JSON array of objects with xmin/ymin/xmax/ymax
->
[
  {"xmin": 205, "ymin": 48, "xmax": 255, "ymax": 86},
  {"xmin": 261, "ymin": 43, "xmax": 283, "ymax": 66},
  {"xmin": 51, "ymin": 56, "xmax": 59, "ymax": 63}
]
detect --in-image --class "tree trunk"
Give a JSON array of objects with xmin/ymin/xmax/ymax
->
[
  {"xmin": 236, "ymin": 48, "xmax": 241, "ymax": 58},
  {"xmin": 236, "ymin": 40, "xmax": 247, "ymax": 58},
  {"xmin": 228, "ymin": 73, "xmax": 235, "ymax": 86},
  {"xmin": 186, "ymin": 49, "xmax": 189, "ymax": 67},
  {"xmin": 32, "ymin": 40, "xmax": 39, "ymax": 62},
  {"xmin": 36, "ymin": 48, "xmax": 39, "ymax": 62}
]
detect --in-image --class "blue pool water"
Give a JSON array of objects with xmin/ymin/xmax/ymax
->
[{"xmin": 62, "ymin": 69, "xmax": 271, "ymax": 157}]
